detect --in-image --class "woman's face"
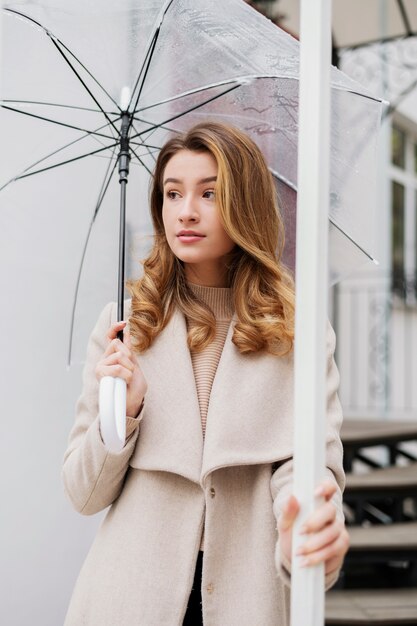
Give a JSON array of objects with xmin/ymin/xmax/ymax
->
[{"xmin": 162, "ymin": 149, "xmax": 236, "ymax": 285}]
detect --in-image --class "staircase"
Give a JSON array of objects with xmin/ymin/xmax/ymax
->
[{"xmin": 325, "ymin": 419, "xmax": 417, "ymax": 626}]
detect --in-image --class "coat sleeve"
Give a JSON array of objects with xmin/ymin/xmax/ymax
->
[
  {"xmin": 61, "ymin": 301, "xmax": 143, "ymax": 515},
  {"xmin": 270, "ymin": 321, "xmax": 345, "ymax": 591}
]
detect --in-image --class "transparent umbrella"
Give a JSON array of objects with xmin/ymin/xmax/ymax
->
[{"xmin": 0, "ymin": 0, "xmax": 386, "ymax": 448}]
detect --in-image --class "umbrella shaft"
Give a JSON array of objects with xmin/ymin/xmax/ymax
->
[
  {"xmin": 118, "ymin": 112, "xmax": 131, "ymax": 184},
  {"xmin": 117, "ymin": 178, "xmax": 127, "ymax": 339},
  {"xmin": 117, "ymin": 112, "xmax": 131, "ymax": 339}
]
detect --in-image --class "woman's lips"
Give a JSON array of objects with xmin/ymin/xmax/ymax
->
[{"xmin": 177, "ymin": 234, "xmax": 205, "ymax": 243}]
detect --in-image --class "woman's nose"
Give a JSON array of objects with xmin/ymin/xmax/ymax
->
[{"xmin": 178, "ymin": 195, "xmax": 199, "ymax": 223}]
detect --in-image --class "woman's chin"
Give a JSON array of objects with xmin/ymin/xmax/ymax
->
[{"xmin": 173, "ymin": 249, "xmax": 211, "ymax": 265}]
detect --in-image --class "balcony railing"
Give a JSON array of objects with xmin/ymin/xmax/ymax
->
[{"xmin": 332, "ymin": 271, "xmax": 417, "ymax": 418}]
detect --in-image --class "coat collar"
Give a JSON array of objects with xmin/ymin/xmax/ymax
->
[{"xmin": 128, "ymin": 306, "xmax": 295, "ymax": 486}]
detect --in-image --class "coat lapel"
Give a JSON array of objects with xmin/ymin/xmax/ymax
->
[
  {"xmin": 201, "ymin": 314, "xmax": 295, "ymax": 484},
  {"xmin": 128, "ymin": 308, "xmax": 204, "ymax": 483}
]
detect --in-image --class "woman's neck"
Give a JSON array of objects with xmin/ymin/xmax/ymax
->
[{"xmin": 184, "ymin": 263, "xmax": 230, "ymax": 288}]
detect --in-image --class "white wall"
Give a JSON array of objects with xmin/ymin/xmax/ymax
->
[
  {"xmin": 0, "ymin": 220, "xmax": 103, "ymax": 624},
  {"xmin": 0, "ymin": 169, "xmax": 152, "ymax": 625}
]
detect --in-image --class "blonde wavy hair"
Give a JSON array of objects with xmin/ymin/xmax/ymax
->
[{"xmin": 127, "ymin": 122, "xmax": 295, "ymax": 356}]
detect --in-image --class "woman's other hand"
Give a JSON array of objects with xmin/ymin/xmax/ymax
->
[
  {"xmin": 278, "ymin": 479, "xmax": 349, "ymax": 577},
  {"xmin": 95, "ymin": 320, "xmax": 148, "ymax": 418}
]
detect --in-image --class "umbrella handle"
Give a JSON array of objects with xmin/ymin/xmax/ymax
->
[{"xmin": 99, "ymin": 376, "xmax": 127, "ymax": 452}]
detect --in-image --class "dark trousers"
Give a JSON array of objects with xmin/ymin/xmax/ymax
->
[{"xmin": 183, "ymin": 550, "xmax": 203, "ymax": 625}]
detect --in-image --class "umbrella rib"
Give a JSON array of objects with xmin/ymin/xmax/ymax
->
[
  {"xmin": 0, "ymin": 119, "xmax": 122, "ymax": 192},
  {"xmin": 131, "ymin": 116, "xmax": 181, "ymax": 137},
  {"xmin": 1, "ymin": 99, "xmax": 119, "ymax": 115},
  {"xmin": 94, "ymin": 153, "xmax": 118, "ymax": 219},
  {"xmin": 127, "ymin": 0, "xmax": 176, "ymax": 116},
  {"xmin": 68, "ymin": 152, "xmax": 118, "ymax": 367},
  {"xmin": 129, "ymin": 139, "xmax": 162, "ymax": 150},
  {"xmin": 133, "ymin": 117, "xmax": 183, "ymax": 146},
  {"xmin": 49, "ymin": 37, "xmax": 121, "ymax": 137},
  {"xmin": 332, "ymin": 83, "xmax": 389, "ymax": 104},
  {"xmin": 127, "ymin": 35, "xmax": 157, "ymax": 116},
  {"xmin": 131, "ymin": 83, "xmax": 241, "ymax": 141},
  {"xmin": 130, "ymin": 121, "xmax": 158, "ymax": 167},
  {"xmin": 129, "ymin": 145, "xmax": 154, "ymax": 176},
  {"xmin": 53, "ymin": 42, "xmax": 122, "ymax": 114},
  {"xmin": 270, "ymin": 170, "xmax": 381, "ymax": 260},
  {"xmin": 135, "ymin": 78, "xmax": 247, "ymax": 114},
  {"xmin": 329, "ymin": 218, "xmax": 376, "ymax": 262},
  {"xmin": 8, "ymin": 141, "xmax": 120, "ymax": 184},
  {"xmin": 272, "ymin": 166, "xmax": 376, "ymax": 262},
  {"xmin": 128, "ymin": 28, "xmax": 160, "ymax": 134},
  {"xmin": 135, "ymin": 74, "xmax": 384, "ymax": 118},
  {"xmin": 1, "ymin": 104, "xmax": 116, "ymax": 140},
  {"xmin": 269, "ymin": 168, "xmax": 297, "ymax": 193},
  {"xmin": 4, "ymin": 8, "xmax": 122, "ymax": 115},
  {"xmin": 131, "ymin": 147, "xmax": 160, "ymax": 161}
]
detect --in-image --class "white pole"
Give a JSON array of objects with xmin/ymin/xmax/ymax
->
[{"xmin": 290, "ymin": 1, "xmax": 332, "ymax": 625}]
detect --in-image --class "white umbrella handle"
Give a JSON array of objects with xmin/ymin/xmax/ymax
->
[{"xmin": 99, "ymin": 376, "xmax": 126, "ymax": 452}]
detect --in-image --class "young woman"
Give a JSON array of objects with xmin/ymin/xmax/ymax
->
[{"xmin": 62, "ymin": 122, "xmax": 349, "ymax": 626}]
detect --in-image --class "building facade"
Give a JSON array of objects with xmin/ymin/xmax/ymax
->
[{"xmin": 335, "ymin": 29, "xmax": 417, "ymax": 419}]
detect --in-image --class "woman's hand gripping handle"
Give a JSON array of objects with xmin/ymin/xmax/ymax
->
[{"xmin": 96, "ymin": 320, "xmax": 147, "ymax": 452}]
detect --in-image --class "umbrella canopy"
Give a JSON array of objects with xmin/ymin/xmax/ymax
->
[{"xmin": 0, "ymin": 0, "xmax": 386, "ymax": 366}]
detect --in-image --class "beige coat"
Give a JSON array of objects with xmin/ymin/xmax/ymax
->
[{"xmin": 62, "ymin": 300, "xmax": 345, "ymax": 626}]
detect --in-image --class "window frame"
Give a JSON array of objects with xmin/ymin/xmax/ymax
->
[{"xmin": 389, "ymin": 115, "xmax": 417, "ymax": 305}]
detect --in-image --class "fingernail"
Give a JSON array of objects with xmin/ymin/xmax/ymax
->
[
  {"xmin": 315, "ymin": 486, "xmax": 324, "ymax": 496},
  {"xmin": 299, "ymin": 525, "xmax": 307, "ymax": 534},
  {"xmin": 295, "ymin": 547, "xmax": 304, "ymax": 556}
]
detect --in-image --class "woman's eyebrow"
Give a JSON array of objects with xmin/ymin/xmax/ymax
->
[
  {"xmin": 163, "ymin": 176, "xmax": 217, "ymax": 186},
  {"xmin": 197, "ymin": 176, "xmax": 217, "ymax": 184}
]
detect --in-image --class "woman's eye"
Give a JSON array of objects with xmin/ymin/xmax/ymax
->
[
  {"xmin": 166, "ymin": 190, "xmax": 180, "ymax": 200},
  {"xmin": 203, "ymin": 190, "xmax": 215, "ymax": 199}
]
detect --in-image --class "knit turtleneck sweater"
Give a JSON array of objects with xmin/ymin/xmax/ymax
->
[
  {"xmin": 186, "ymin": 282, "xmax": 234, "ymax": 439},
  {"xmin": 186, "ymin": 282, "xmax": 234, "ymax": 550}
]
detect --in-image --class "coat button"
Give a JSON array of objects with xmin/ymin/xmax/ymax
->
[
  {"xmin": 206, "ymin": 583, "xmax": 214, "ymax": 594},
  {"xmin": 210, "ymin": 487, "xmax": 216, "ymax": 498}
]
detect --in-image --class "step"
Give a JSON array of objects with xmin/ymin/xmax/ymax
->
[
  {"xmin": 341, "ymin": 420, "xmax": 417, "ymax": 472},
  {"xmin": 341, "ymin": 419, "xmax": 417, "ymax": 448},
  {"xmin": 348, "ymin": 522, "xmax": 417, "ymax": 552},
  {"xmin": 345, "ymin": 463, "xmax": 417, "ymax": 495},
  {"xmin": 325, "ymin": 588, "xmax": 417, "ymax": 624}
]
